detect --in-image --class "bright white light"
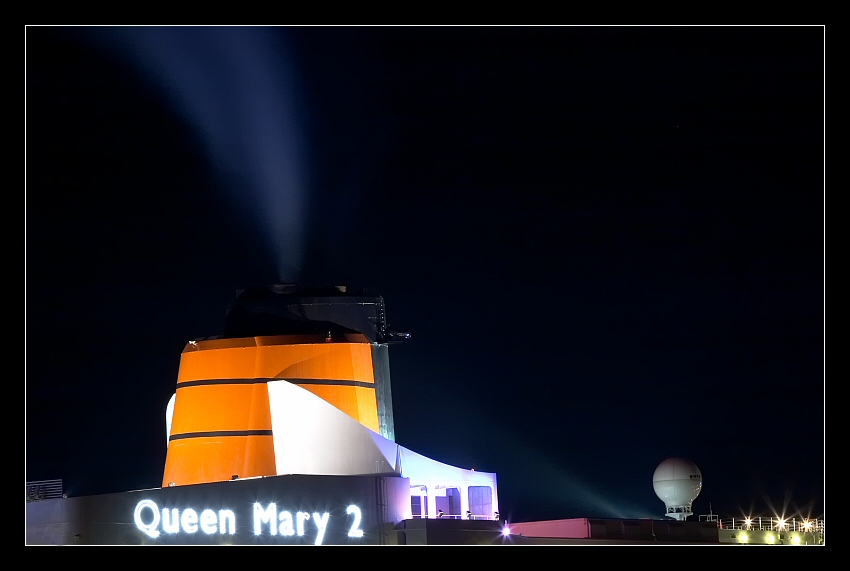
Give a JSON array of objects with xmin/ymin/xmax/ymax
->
[
  {"xmin": 791, "ymin": 534, "xmax": 801, "ymax": 544},
  {"xmin": 802, "ymin": 519, "xmax": 813, "ymax": 531},
  {"xmin": 134, "ymin": 499, "xmax": 161, "ymax": 538},
  {"xmin": 502, "ymin": 526, "xmax": 511, "ymax": 536},
  {"xmin": 181, "ymin": 509, "xmax": 199, "ymax": 533},
  {"xmin": 738, "ymin": 533, "xmax": 748, "ymax": 543},
  {"xmin": 347, "ymin": 505, "xmax": 364, "ymax": 538},
  {"xmin": 200, "ymin": 509, "xmax": 218, "ymax": 534},
  {"xmin": 279, "ymin": 511, "xmax": 295, "ymax": 536},
  {"xmin": 776, "ymin": 518, "xmax": 787, "ymax": 531},
  {"xmin": 162, "ymin": 508, "xmax": 179, "ymax": 533},
  {"xmin": 219, "ymin": 510, "xmax": 236, "ymax": 534},
  {"xmin": 296, "ymin": 511, "xmax": 310, "ymax": 536},
  {"xmin": 254, "ymin": 502, "xmax": 278, "ymax": 535},
  {"xmin": 766, "ymin": 534, "xmax": 775, "ymax": 544},
  {"xmin": 136, "ymin": 500, "xmax": 234, "ymax": 538},
  {"xmin": 312, "ymin": 512, "xmax": 330, "ymax": 545}
]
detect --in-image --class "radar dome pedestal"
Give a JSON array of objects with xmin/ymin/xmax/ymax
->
[{"xmin": 652, "ymin": 457, "xmax": 702, "ymax": 521}]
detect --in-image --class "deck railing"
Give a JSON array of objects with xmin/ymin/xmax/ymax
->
[{"xmin": 699, "ymin": 514, "xmax": 824, "ymax": 533}]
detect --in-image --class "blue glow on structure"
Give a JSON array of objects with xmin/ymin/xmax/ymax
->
[{"xmin": 266, "ymin": 380, "xmax": 500, "ymax": 522}]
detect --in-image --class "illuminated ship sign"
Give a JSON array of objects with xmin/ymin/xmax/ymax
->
[
  {"xmin": 133, "ymin": 499, "xmax": 364, "ymax": 545},
  {"xmin": 27, "ymin": 285, "xmax": 503, "ymax": 545}
]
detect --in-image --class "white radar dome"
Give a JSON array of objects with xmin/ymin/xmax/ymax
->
[{"xmin": 652, "ymin": 457, "xmax": 702, "ymax": 521}]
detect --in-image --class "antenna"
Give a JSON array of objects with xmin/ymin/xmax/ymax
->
[{"xmin": 652, "ymin": 458, "xmax": 703, "ymax": 521}]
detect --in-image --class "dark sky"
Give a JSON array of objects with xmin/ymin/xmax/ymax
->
[{"xmin": 25, "ymin": 26, "xmax": 824, "ymax": 525}]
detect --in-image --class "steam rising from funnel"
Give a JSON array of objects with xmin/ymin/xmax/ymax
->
[{"xmin": 90, "ymin": 27, "xmax": 308, "ymax": 282}]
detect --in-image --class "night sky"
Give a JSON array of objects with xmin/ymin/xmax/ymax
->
[{"xmin": 26, "ymin": 26, "xmax": 824, "ymax": 525}]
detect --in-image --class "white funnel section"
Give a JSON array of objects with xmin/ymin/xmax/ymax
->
[
  {"xmin": 267, "ymin": 380, "xmax": 399, "ymax": 475},
  {"xmin": 165, "ymin": 393, "xmax": 176, "ymax": 448},
  {"xmin": 266, "ymin": 380, "xmax": 499, "ymax": 519}
]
